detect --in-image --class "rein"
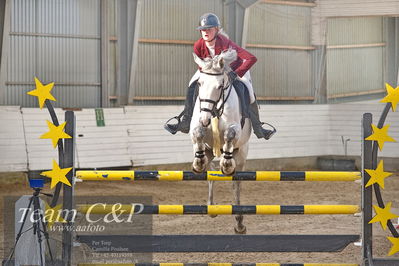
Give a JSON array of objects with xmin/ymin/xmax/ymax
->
[{"xmin": 198, "ymin": 70, "xmax": 232, "ymax": 118}]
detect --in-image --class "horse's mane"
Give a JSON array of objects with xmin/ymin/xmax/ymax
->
[{"xmin": 194, "ymin": 48, "xmax": 237, "ymax": 73}]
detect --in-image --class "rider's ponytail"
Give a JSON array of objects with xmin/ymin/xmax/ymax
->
[{"xmin": 218, "ymin": 28, "xmax": 230, "ymax": 39}]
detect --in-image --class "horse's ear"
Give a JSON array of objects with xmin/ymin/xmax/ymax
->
[
  {"xmin": 193, "ymin": 53, "xmax": 207, "ymax": 69},
  {"xmin": 221, "ymin": 48, "xmax": 237, "ymax": 65}
]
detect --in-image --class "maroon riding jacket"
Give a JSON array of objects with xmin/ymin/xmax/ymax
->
[{"xmin": 193, "ymin": 34, "xmax": 257, "ymax": 78}]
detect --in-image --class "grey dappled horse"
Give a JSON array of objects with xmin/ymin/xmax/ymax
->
[{"xmin": 190, "ymin": 49, "xmax": 252, "ymax": 234}]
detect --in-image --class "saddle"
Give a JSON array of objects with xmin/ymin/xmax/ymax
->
[{"xmin": 232, "ymin": 79, "xmax": 251, "ymax": 128}]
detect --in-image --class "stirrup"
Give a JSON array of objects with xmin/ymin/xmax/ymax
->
[
  {"xmin": 261, "ymin": 122, "xmax": 277, "ymax": 140},
  {"xmin": 164, "ymin": 116, "xmax": 181, "ymax": 135}
]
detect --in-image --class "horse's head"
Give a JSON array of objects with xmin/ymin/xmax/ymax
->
[{"xmin": 193, "ymin": 49, "xmax": 237, "ymax": 127}]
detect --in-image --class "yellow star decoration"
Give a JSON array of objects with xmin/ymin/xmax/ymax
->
[
  {"xmin": 365, "ymin": 124, "xmax": 396, "ymax": 151},
  {"xmin": 40, "ymin": 160, "xmax": 72, "ymax": 189},
  {"xmin": 381, "ymin": 83, "xmax": 399, "ymax": 112},
  {"xmin": 365, "ymin": 160, "xmax": 393, "ymax": 189},
  {"xmin": 388, "ymin": 236, "xmax": 399, "ymax": 256},
  {"xmin": 369, "ymin": 202, "xmax": 399, "ymax": 230},
  {"xmin": 26, "ymin": 77, "xmax": 56, "ymax": 109},
  {"xmin": 40, "ymin": 120, "xmax": 71, "ymax": 148},
  {"xmin": 44, "ymin": 202, "xmax": 66, "ymax": 228}
]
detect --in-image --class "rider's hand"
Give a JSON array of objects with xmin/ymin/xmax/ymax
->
[{"xmin": 227, "ymin": 71, "xmax": 237, "ymax": 83}]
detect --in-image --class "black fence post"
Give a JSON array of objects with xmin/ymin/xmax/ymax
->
[
  {"xmin": 362, "ymin": 113, "xmax": 373, "ymax": 265},
  {"xmin": 62, "ymin": 111, "xmax": 75, "ymax": 266}
]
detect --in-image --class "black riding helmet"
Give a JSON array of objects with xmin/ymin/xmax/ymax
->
[{"xmin": 197, "ymin": 13, "xmax": 221, "ymax": 30}]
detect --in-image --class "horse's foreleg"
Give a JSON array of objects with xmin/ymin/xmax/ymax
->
[
  {"xmin": 192, "ymin": 126, "xmax": 208, "ymax": 173},
  {"xmin": 220, "ymin": 125, "xmax": 239, "ymax": 176},
  {"xmin": 233, "ymin": 180, "xmax": 246, "ymax": 234}
]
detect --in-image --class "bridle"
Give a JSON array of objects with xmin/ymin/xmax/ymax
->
[{"xmin": 198, "ymin": 70, "xmax": 233, "ymax": 118}]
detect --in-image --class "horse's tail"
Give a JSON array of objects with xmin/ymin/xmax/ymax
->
[{"xmin": 211, "ymin": 117, "xmax": 222, "ymax": 157}]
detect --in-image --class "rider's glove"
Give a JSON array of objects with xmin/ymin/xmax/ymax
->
[{"xmin": 227, "ymin": 71, "xmax": 237, "ymax": 83}]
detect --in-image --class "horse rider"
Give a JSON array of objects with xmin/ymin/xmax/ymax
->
[{"xmin": 165, "ymin": 13, "xmax": 274, "ymax": 140}]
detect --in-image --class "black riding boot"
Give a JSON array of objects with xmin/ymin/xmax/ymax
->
[
  {"xmin": 164, "ymin": 81, "xmax": 197, "ymax": 134},
  {"xmin": 249, "ymin": 102, "xmax": 275, "ymax": 140}
]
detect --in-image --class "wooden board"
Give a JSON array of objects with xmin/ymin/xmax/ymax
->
[
  {"xmin": 77, "ymin": 234, "xmax": 360, "ymax": 253},
  {"xmin": 0, "ymin": 106, "xmax": 27, "ymax": 172}
]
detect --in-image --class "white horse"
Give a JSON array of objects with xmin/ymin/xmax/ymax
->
[{"xmin": 190, "ymin": 49, "xmax": 252, "ymax": 234}]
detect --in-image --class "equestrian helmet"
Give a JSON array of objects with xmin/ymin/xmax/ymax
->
[{"xmin": 197, "ymin": 13, "xmax": 221, "ymax": 30}]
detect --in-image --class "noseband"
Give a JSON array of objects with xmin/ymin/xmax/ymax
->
[{"xmin": 198, "ymin": 70, "xmax": 232, "ymax": 118}]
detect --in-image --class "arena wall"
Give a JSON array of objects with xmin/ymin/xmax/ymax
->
[{"xmin": 1, "ymin": 102, "xmax": 397, "ymax": 172}]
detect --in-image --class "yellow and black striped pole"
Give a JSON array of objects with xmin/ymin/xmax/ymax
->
[
  {"xmin": 76, "ymin": 204, "xmax": 359, "ymax": 215},
  {"xmin": 77, "ymin": 263, "xmax": 359, "ymax": 266},
  {"xmin": 76, "ymin": 170, "xmax": 361, "ymax": 182}
]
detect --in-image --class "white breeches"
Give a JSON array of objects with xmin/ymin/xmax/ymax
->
[{"xmin": 189, "ymin": 70, "xmax": 256, "ymax": 103}]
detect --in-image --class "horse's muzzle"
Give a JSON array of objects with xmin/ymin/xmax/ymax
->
[{"xmin": 200, "ymin": 118, "xmax": 211, "ymax": 127}]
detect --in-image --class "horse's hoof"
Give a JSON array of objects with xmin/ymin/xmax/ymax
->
[
  {"xmin": 192, "ymin": 165, "xmax": 206, "ymax": 174},
  {"xmin": 221, "ymin": 163, "xmax": 235, "ymax": 176},
  {"xmin": 192, "ymin": 158, "xmax": 207, "ymax": 173},
  {"xmin": 208, "ymin": 214, "xmax": 218, "ymax": 218},
  {"xmin": 192, "ymin": 166, "xmax": 203, "ymax": 174},
  {"xmin": 234, "ymin": 226, "xmax": 247, "ymax": 234},
  {"xmin": 221, "ymin": 168, "xmax": 235, "ymax": 176},
  {"xmin": 220, "ymin": 158, "xmax": 236, "ymax": 176}
]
